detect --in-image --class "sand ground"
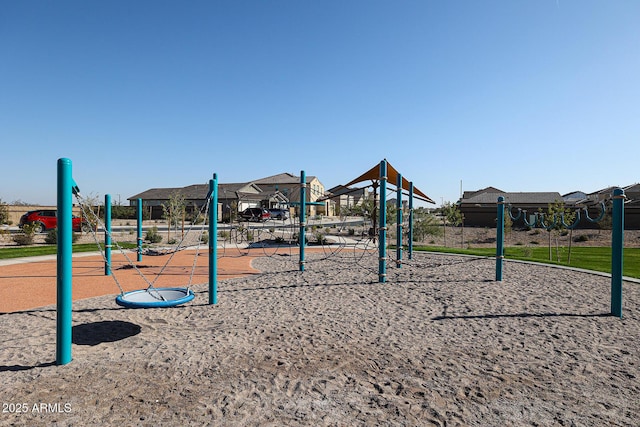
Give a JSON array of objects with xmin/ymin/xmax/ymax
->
[{"xmin": 0, "ymin": 245, "xmax": 638, "ymax": 426}]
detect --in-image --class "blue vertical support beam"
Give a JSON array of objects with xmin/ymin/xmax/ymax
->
[
  {"xmin": 299, "ymin": 171, "xmax": 306, "ymax": 272},
  {"xmin": 379, "ymin": 160, "xmax": 387, "ymax": 282},
  {"xmin": 136, "ymin": 198, "xmax": 143, "ymax": 262},
  {"xmin": 396, "ymin": 173, "xmax": 403, "ymax": 268},
  {"xmin": 56, "ymin": 158, "xmax": 73, "ymax": 365},
  {"xmin": 496, "ymin": 196, "xmax": 505, "ymax": 281},
  {"xmin": 209, "ymin": 174, "xmax": 219, "ymax": 304},
  {"xmin": 611, "ymin": 188, "xmax": 625, "ymax": 318},
  {"xmin": 408, "ymin": 182, "xmax": 414, "ymax": 260},
  {"xmin": 104, "ymin": 194, "xmax": 112, "ymax": 276}
]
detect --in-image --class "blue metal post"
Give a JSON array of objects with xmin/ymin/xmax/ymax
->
[
  {"xmin": 104, "ymin": 194, "xmax": 112, "ymax": 276},
  {"xmin": 611, "ymin": 188, "xmax": 625, "ymax": 318},
  {"xmin": 299, "ymin": 171, "xmax": 306, "ymax": 272},
  {"xmin": 496, "ymin": 196, "xmax": 505, "ymax": 281},
  {"xmin": 209, "ymin": 174, "xmax": 218, "ymax": 304},
  {"xmin": 136, "ymin": 198, "xmax": 143, "ymax": 262},
  {"xmin": 408, "ymin": 182, "xmax": 414, "ymax": 260},
  {"xmin": 56, "ymin": 158, "xmax": 73, "ymax": 365},
  {"xmin": 379, "ymin": 160, "xmax": 387, "ymax": 282},
  {"xmin": 396, "ymin": 173, "xmax": 402, "ymax": 268}
]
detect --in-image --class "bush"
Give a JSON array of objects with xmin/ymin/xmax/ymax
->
[
  {"xmin": 145, "ymin": 226, "xmax": 162, "ymax": 243},
  {"xmin": 200, "ymin": 232, "xmax": 209, "ymax": 244},
  {"xmin": 13, "ymin": 223, "xmax": 38, "ymax": 245},
  {"xmin": 44, "ymin": 229, "xmax": 79, "ymax": 244},
  {"xmin": 575, "ymin": 234, "xmax": 590, "ymax": 242},
  {"xmin": 13, "ymin": 234, "xmax": 34, "ymax": 245}
]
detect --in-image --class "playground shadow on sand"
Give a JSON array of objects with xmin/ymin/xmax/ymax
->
[{"xmin": 72, "ymin": 320, "xmax": 141, "ymax": 346}]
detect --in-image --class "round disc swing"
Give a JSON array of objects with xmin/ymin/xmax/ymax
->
[
  {"xmin": 115, "ymin": 287, "xmax": 195, "ymax": 309},
  {"xmin": 76, "ymin": 191, "xmax": 209, "ymax": 309}
]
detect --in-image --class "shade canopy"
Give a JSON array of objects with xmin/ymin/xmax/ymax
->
[{"xmin": 344, "ymin": 161, "xmax": 435, "ymax": 204}]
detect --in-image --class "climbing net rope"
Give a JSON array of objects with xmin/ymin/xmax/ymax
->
[{"xmin": 74, "ymin": 192, "xmax": 211, "ymax": 300}]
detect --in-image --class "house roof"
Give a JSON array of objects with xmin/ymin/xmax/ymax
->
[
  {"xmin": 461, "ymin": 187, "xmax": 504, "ymax": 200},
  {"xmin": 460, "ymin": 192, "xmax": 562, "ymax": 205},
  {"xmin": 128, "ymin": 183, "xmax": 261, "ymax": 201},
  {"xmin": 252, "ymin": 172, "xmax": 318, "ymax": 185}
]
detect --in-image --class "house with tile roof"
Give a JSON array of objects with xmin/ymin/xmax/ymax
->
[
  {"xmin": 459, "ymin": 187, "xmax": 563, "ymax": 227},
  {"xmin": 128, "ymin": 172, "xmax": 327, "ymax": 220}
]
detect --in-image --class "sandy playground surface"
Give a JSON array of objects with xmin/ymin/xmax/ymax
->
[{"xmin": 0, "ymin": 246, "xmax": 638, "ymax": 426}]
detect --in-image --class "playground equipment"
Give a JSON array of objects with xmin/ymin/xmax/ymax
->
[
  {"xmin": 342, "ymin": 159, "xmax": 435, "ymax": 282},
  {"xmin": 495, "ymin": 192, "xmax": 624, "ymax": 318},
  {"xmin": 56, "ymin": 158, "xmax": 216, "ymax": 364}
]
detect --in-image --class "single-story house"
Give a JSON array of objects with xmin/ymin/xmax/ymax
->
[{"xmin": 459, "ymin": 187, "xmax": 563, "ymax": 228}]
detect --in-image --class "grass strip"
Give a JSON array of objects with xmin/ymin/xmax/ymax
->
[
  {"xmin": 411, "ymin": 245, "xmax": 640, "ymax": 279},
  {"xmin": 0, "ymin": 243, "xmax": 138, "ymax": 260}
]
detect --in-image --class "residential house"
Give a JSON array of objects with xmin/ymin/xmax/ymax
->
[
  {"xmin": 459, "ymin": 187, "xmax": 563, "ymax": 228},
  {"xmin": 326, "ymin": 184, "xmax": 368, "ymax": 215},
  {"xmin": 128, "ymin": 172, "xmax": 326, "ymax": 220},
  {"xmin": 251, "ymin": 173, "xmax": 328, "ymax": 217}
]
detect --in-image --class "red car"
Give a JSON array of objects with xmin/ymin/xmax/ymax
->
[{"xmin": 19, "ymin": 210, "xmax": 86, "ymax": 233}]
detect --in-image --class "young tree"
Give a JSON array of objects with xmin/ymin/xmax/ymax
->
[
  {"xmin": 0, "ymin": 198, "xmax": 8, "ymax": 225},
  {"xmin": 539, "ymin": 199, "xmax": 576, "ymax": 262},
  {"xmin": 162, "ymin": 192, "xmax": 187, "ymax": 241},
  {"xmin": 441, "ymin": 202, "xmax": 463, "ymax": 247},
  {"xmin": 412, "ymin": 210, "xmax": 443, "ymax": 242}
]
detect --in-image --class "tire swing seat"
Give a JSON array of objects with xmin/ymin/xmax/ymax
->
[{"xmin": 115, "ymin": 287, "xmax": 195, "ymax": 309}]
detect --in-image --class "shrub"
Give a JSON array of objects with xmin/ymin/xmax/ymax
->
[
  {"xmin": 348, "ymin": 228, "xmax": 355, "ymax": 236},
  {"xmin": 13, "ymin": 234, "xmax": 34, "ymax": 245},
  {"xmin": 314, "ymin": 231, "xmax": 327, "ymax": 245},
  {"xmin": 44, "ymin": 229, "xmax": 79, "ymax": 244},
  {"xmin": 145, "ymin": 226, "xmax": 162, "ymax": 243},
  {"xmin": 13, "ymin": 223, "xmax": 38, "ymax": 245},
  {"xmin": 200, "ymin": 231, "xmax": 209, "ymax": 244},
  {"xmin": 575, "ymin": 234, "xmax": 590, "ymax": 242}
]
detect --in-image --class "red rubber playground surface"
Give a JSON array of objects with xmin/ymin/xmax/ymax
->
[{"xmin": 0, "ymin": 247, "xmax": 272, "ymax": 313}]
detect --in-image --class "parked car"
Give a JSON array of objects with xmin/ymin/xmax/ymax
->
[
  {"xmin": 239, "ymin": 207, "xmax": 271, "ymax": 222},
  {"xmin": 19, "ymin": 209, "xmax": 86, "ymax": 233},
  {"xmin": 268, "ymin": 208, "xmax": 290, "ymax": 220}
]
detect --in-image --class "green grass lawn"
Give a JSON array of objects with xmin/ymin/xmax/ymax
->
[
  {"xmin": 2, "ymin": 242, "xmax": 638, "ymax": 280},
  {"xmin": 0, "ymin": 243, "xmax": 138, "ymax": 260},
  {"xmin": 411, "ymin": 245, "xmax": 640, "ymax": 279}
]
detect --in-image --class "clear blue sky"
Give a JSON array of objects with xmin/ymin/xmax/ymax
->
[{"xmin": 1, "ymin": 1, "xmax": 638, "ymax": 207}]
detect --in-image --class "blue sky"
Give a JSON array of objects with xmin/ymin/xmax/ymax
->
[{"xmin": 1, "ymin": 1, "xmax": 639, "ymax": 207}]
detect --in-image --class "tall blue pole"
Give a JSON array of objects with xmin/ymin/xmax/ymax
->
[
  {"xmin": 56, "ymin": 158, "xmax": 73, "ymax": 365},
  {"xmin": 408, "ymin": 182, "xmax": 414, "ymax": 260},
  {"xmin": 611, "ymin": 188, "xmax": 625, "ymax": 318},
  {"xmin": 104, "ymin": 194, "xmax": 112, "ymax": 276},
  {"xmin": 209, "ymin": 174, "xmax": 218, "ymax": 304},
  {"xmin": 379, "ymin": 160, "xmax": 387, "ymax": 283},
  {"xmin": 396, "ymin": 173, "xmax": 403, "ymax": 268},
  {"xmin": 137, "ymin": 198, "xmax": 143, "ymax": 262},
  {"xmin": 299, "ymin": 171, "xmax": 306, "ymax": 272},
  {"xmin": 496, "ymin": 196, "xmax": 505, "ymax": 281}
]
